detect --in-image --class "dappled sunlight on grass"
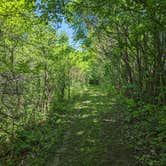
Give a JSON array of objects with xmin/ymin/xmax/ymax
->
[
  {"xmin": 93, "ymin": 118, "xmax": 98, "ymax": 123},
  {"xmin": 81, "ymin": 114, "xmax": 90, "ymax": 118},
  {"xmin": 89, "ymin": 93, "xmax": 99, "ymax": 97},
  {"xmin": 103, "ymin": 118, "xmax": 116, "ymax": 123},
  {"xmin": 82, "ymin": 100, "xmax": 91, "ymax": 104},
  {"xmin": 47, "ymin": 87, "xmax": 133, "ymax": 166},
  {"xmin": 74, "ymin": 105, "xmax": 89, "ymax": 109},
  {"xmin": 76, "ymin": 131, "xmax": 85, "ymax": 136}
]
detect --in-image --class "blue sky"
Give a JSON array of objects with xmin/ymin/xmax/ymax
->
[
  {"xmin": 58, "ymin": 20, "xmax": 81, "ymax": 49},
  {"xmin": 35, "ymin": 0, "xmax": 80, "ymax": 49},
  {"xmin": 58, "ymin": 21, "xmax": 73, "ymax": 41}
]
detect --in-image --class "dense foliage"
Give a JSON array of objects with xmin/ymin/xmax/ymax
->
[
  {"xmin": 0, "ymin": 0, "xmax": 165, "ymax": 165},
  {"xmin": 0, "ymin": 1, "xmax": 96, "ymax": 165},
  {"xmin": 39, "ymin": 0, "xmax": 166, "ymax": 165}
]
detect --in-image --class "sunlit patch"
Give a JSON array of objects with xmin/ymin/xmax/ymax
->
[
  {"xmin": 93, "ymin": 119, "xmax": 98, "ymax": 123},
  {"xmin": 76, "ymin": 131, "xmax": 85, "ymax": 135},
  {"xmin": 56, "ymin": 119, "xmax": 62, "ymax": 123},
  {"xmin": 76, "ymin": 105, "xmax": 89, "ymax": 109},
  {"xmin": 95, "ymin": 102, "xmax": 104, "ymax": 106},
  {"xmin": 82, "ymin": 100, "xmax": 91, "ymax": 104},
  {"xmin": 103, "ymin": 119, "xmax": 116, "ymax": 123},
  {"xmin": 89, "ymin": 94, "xmax": 99, "ymax": 97},
  {"xmin": 82, "ymin": 114, "xmax": 90, "ymax": 118}
]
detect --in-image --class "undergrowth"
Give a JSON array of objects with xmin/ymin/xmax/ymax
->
[{"xmin": 115, "ymin": 95, "xmax": 166, "ymax": 166}]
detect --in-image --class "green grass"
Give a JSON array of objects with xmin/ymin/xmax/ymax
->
[
  {"xmin": 46, "ymin": 86, "xmax": 137, "ymax": 166},
  {"xmin": 1, "ymin": 86, "xmax": 137, "ymax": 166}
]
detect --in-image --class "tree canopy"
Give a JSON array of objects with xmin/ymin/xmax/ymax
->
[{"xmin": 0, "ymin": 0, "xmax": 166, "ymax": 165}]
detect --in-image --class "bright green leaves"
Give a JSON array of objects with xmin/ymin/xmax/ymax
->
[{"xmin": 0, "ymin": 0, "xmax": 34, "ymax": 15}]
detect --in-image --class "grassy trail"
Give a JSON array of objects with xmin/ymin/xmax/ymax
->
[{"xmin": 47, "ymin": 87, "xmax": 137, "ymax": 166}]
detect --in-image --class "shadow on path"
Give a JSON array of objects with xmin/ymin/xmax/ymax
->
[{"xmin": 47, "ymin": 87, "xmax": 137, "ymax": 166}]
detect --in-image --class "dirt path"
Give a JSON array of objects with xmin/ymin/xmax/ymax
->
[{"xmin": 47, "ymin": 87, "xmax": 137, "ymax": 166}]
